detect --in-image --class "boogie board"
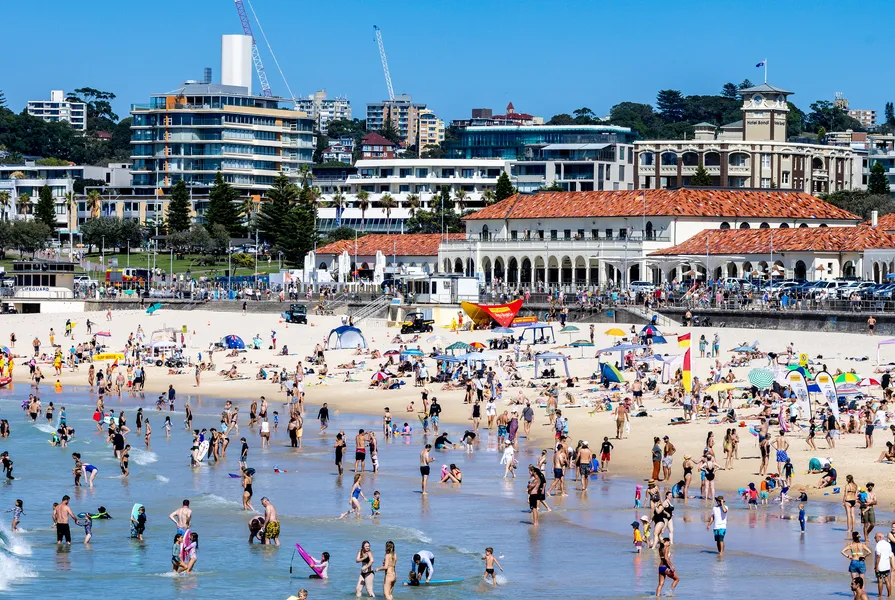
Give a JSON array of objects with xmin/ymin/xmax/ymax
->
[
  {"xmin": 146, "ymin": 303, "xmax": 162, "ymax": 315},
  {"xmin": 193, "ymin": 440, "xmax": 210, "ymax": 463},
  {"xmin": 402, "ymin": 578, "xmax": 464, "ymax": 586},
  {"xmin": 130, "ymin": 503, "xmax": 143, "ymax": 537},
  {"xmin": 295, "ymin": 542, "xmax": 324, "ymax": 577}
]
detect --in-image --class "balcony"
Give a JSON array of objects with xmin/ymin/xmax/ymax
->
[
  {"xmin": 660, "ymin": 165, "xmax": 677, "ymax": 176},
  {"xmin": 440, "ymin": 233, "xmax": 670, "ymax": 254},
  {"xmin": 812, "ymin": 169, "xmax": 829, "ymax": 180},
  {"xmin": 728, "ymin": 165, "xmax": 750, "ymax": 175}
]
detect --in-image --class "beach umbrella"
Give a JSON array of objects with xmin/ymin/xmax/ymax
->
[
  {"xmin": 493, "ymin": 327, "xmax": 514, "ymax": 335},
  {"xmin": 371, "ymin": 371, "xmax": 387, "ymax": 381},
  {"xmin": 834, "ymin": 372, "xmax": 861, "ymax": 384},
  {"xmin": 860, "ymin": 377, "xmax": 881, "ymax": 387},
  {"xmin": 786, "ymin": 365, "xmax": 811, "ymax": 378},
  {"xmin": 600, "ymin": 362, "xmax": 625, "ymax": 383},
  {"xmin": 401, "ymin": 349, "xmax": 424, "ymax": 357},
  {"xmin": 748, "ymin": 368, "xmax": 776, "ymax": 389},
  {"xmin": 559, "ymin": 325, "xmax": 579, "ymax": 343},
  {"xmin": 605, "ymin": 328, "xmax": 626, "ymax": 337},
  {"xmin": 469, "ymin": 341, "xmax": 486, "ymax": 349},
  {"xmin": 383, "ymin": 349, "xmax": 400, "ymax": 356},
  {"xmin": 570, "ymin": 339, "xmax": 594, "ymax": 357},
  {"xmin": 426, "ymin": 335, "xmax": 446, "ymax": 344},
  {"xmin": 96, "ymin": 331, "xmax": 112, "ymax": 337},
  {"xmin": 446, "ymin": 341, "xmax": 471, "ymax": 355}
]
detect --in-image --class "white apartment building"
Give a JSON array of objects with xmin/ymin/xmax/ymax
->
[
  {"xmin": 314, "ymin": 154, "xmax": 636, "ymax": 234},
  {"xmin": 295, "ymin": 90, "xmax": 351, "ymax": 134},
  {"xmin": 27, "ymin": 90, "xmax": 87, "ymax": 131}
]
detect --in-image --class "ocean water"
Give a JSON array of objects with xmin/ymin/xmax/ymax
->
[{"xmin": 0, "ymin": 386, "xmax": 866, "ymax": 598}]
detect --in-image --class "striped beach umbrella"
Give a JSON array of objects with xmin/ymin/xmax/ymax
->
[
  {"xmin": 748, "ymin": 368, "xmax": 776, "ymax": 389},
  {"xmin": 834, "ymin": 372, "xmax": 860, "ymax": 384}
]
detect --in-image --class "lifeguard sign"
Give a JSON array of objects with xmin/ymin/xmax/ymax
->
[{"xmin": 460, "ymin": 299, "xmax": 523, "ymax": 328}]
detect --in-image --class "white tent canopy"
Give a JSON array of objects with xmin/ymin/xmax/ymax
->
[
  {"xmin": 877, "ymin": 338, "xmax": 895, "ymax": 364},
  {"xmin": 534, "ymin": 352, "xmax": 570, "ymax": 379}
]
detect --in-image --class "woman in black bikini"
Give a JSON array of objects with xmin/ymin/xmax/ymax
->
[
  {"xmin": 843, "ymin": 474, "xmax": 858, "ymax": 537},
  {"xmin": 682, "ymin": 455, "xmax": 694, "ymax": 499},
  {"xmin": 471, "ymin": 401, "xmax": 481, "ymax": 433},
  {"xmin": 334, "ymin": 432, "xmax": 346, "ymax": 476},
  {"xmin": 355, "ymin": 540, "xmax": 375, "ymax": 597},
  {"xmin": 702, "ymin": 456, "xmax": 717, "ymax": 501}
]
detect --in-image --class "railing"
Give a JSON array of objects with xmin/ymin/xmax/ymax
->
[
  {"xmin": 443, "ymin": 233, "xmax": 670, "ymax": 244},
  {"xmin": 350, "ymin": 294, "xmax": 393, "ymax": 324}
]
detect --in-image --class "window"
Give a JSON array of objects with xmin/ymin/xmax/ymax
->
[
  {"xmin": 782, "ymin": 171, "xmax": 790, "ymax": 184},
  {"xmin": 761, "ymin": 177, "xmax": 771, "ymax": 188},
  {"xmin": 564, "ymin": 229, "xmax": 571, "ymax": 239},
  {"xmin": 605, "ymin": 165, "xmax": 612, "ymax": 180},
  {"xmin": 510, "ymin": 230, "xmax": 518, "ymax": 240},
  {"xmin": 591, "ymin": 229, "xmax": 598, "ymax": 239},
  {"xmin": 619, "ymin": 146, "xmax": 625, "ymax": 161},
  {"xmin": 537, "ymin": 230, "xmax": 544, "ymax": 240},
  {"xmin": 550, "ymin": 230, "xmax": 557, "ymax": 240},
  {"xmin": 605, "ymin": 228, "xmax": 613, "ymax": 239},
  {"xmin": 619, "ymin": 165, "xmax": 625, "ymax": 181},
  {"xmin": 761, "ymin": 154, "xmax": 771, "ymax": 168},
  {"xmin": 619, "ymin": 228, "xmax": 626, "ymax": 239},
  {"xmin": 577, "ymin": 229, "xmax": 584, "ymax": 239}
]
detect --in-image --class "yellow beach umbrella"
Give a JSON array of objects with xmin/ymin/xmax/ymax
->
[
  {"xmin": 705, "ymin": 382, "xmax": 737, "ymax": 393},
  {"xmin": 605, "ymin": 328, "xmax": 626, "ymax": 337}
]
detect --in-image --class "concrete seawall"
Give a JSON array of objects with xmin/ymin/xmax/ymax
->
[{"xmin": 659, "ymin": 307, "xmax": 887, "ymax": 335}]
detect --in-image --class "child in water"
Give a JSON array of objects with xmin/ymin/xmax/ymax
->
[
  {"xmin": 634, "ymin": 485, "xmax": 643, "ymax": 508},
  {"xmin": 370, "ymin": 491, "xmax": 381, "ymax": 516},
  {"xmin": 631, "ymin": 520, "xmax": 644, "ymax": 553},
  {"xmin": 310, "ymin": 552, "xmax": 329, "ymax": 579},
  {"xmin": 798, "ymin": 502, "xmax": 806, "ymax": 532},
  {"xmin": 74, "ymin": 513, "xmax": 93, "ymax": 544},
  {"xmin": 7, "ymin": 499, "xmax": 23, "ymax": 531},
  {"xmin": 482, "ymin": 547, "xmax": 503, "ymax": 585},
  {"xmin": 172, "ymin": 533, "xmax": 185, "ymax": 572}
]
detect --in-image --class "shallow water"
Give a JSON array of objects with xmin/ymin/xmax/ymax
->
[{"xmin": 0, "ymin": 385, "xmax": 874, "ymax": 598}]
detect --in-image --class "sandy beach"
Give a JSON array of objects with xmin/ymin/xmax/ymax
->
[{"xmin": 8, "ymin": 303, "xmax": 895, "ymax": 507}]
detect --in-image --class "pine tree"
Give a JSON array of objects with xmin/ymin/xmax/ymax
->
[
  {"xmin": 886, "ymin": 102, "xmax": 895, "ymax": 127},
  {"xmin": 869, "ymin": 162, "xmax": 891, "ymax": 195},
  {"xmin": 166, "ymin": 180, "xmax": 192, "ymax": 233},
  {"xmin": 278, "ymin": 179, "xmax": 317, "ymax": 266},
  {"xmin": 495, "ymin": 171, "xmax": 515, "ymax": 202},
  {"xmin": 257, "ymin": 172, "xmax": 298, "ymax": 248},
  {"xmin": 35, "ymin": 185, "xmax": 57, "ymax": 229},
  {"xmin": 205, "ymin": 172, "xmax": 244, "ymax": 238},
  {"xmin": 689, "ymin": 162, "xmax": 713, "ymax": 186}
]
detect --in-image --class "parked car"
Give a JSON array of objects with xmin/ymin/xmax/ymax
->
[
  {"xmin": 811, "ymin": 280, "xmax": 849, "ymax": 298},
  {"xmin": 837, "ymin": 281, "xmax": 876, "ymax": 299},
  {"xmin": 629, "ymin": 281, "xmax": 655, "ymax": 294},
  {"xmin": 73, "ymin": 275, "xmax": 97, "ymax": 287},
  {"xmin": 720, "ymin": 277, "xmax": 753, "ymax": 292}
]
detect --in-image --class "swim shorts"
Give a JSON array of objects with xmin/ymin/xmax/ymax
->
[
  {"xmin": 355, "ymin": 450, "xmax": 366, "ymax": 461},
  {"xmin": 633, "ymin": 390, "xmax": 642, "ymax": 398},
  {"xmin": 658, "ymin": 566, "xmax": 674, "ymax": 576},
  {"xmin": 528, "ymin": 494, "xmax": 538, "ymax": 510},
  {"xmin": 264, "ymin": 520, "xmax": 280, "ymax": 541},
  {"xmin": 601, "ymin": 453, "xmax": 610, "ymax": 462},
  {"xmin": 713, "ymin": 528, "xmax": 726, "ymax": 542},
  {"xmin": 775, "ymin": 450, "xmax": 789, "ymax": 463},
  {"xmin": 661, "ymin": 457, "xmax": 673, "ymax": 467},
  {"xmin": 497, "ymin": 425, "xmax": 507, "ymax": 437},
  {"xmin": 578, "ymin": 465, "xmax": 590, "ymax": 477},
  {"xmin": 862, "ymin": 508, "xmax": 876, "ymax": 524},
  {"xmin": 420, "ymin": 465, "xmax": 431, "ymax": 476},
  {"xmin": 553, "ymin": 467, "xmax": 563, "ymax": 479},
  {"xmin": 56, "ymin": 523, "xmax": 71, "ymax": 543}
]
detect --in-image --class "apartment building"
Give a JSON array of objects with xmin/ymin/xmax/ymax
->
[
  {"xmin": 294, "ymin": 90, "xmax": 351, "ymax": 134},
  {"xmin": 366, "ymin": 95, "xmax": 426, "ymax": 147},
  {"xmin": 26, "ymin": 90, "xmax": 87, "ymax": 131},
  {"xmin": 417, "ymin": 109, "xmax": 445, "ymax": 150},
  {"xmin": 849, "ymin": 109, "xmax": 877, "ymax": 129},
  {"xmin": 323, "ymin": 137, "xmax": 354, "ymax": 164},
  {"xmin": 360, "ymin": 133, "xmax": 397, "ymax": 160},
  {"xmin": 129, "ymin": 35, "xmax": 315, "ymax": 195}
]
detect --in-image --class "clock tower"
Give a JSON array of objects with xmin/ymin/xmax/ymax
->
[{"xmin": 739, "ymin": 83, "xmax": 792, "ymax": 142}]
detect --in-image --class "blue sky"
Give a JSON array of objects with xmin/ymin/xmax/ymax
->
[{"xmin": 4, "ymin": 0, "xmax": 892, "ymax": 124}]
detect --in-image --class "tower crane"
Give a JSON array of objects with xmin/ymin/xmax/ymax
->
[
  {"xmin": 373, "ymin": 25, "xmax": 395, "ymax": 101},
  {"xmin": 234, "ymin": 0, "xmax": 273, "ymax": 97}
]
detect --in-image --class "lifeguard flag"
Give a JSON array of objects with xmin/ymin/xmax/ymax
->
[{"xmin": 679, "ymin": 334, "xmax": 692, "ymax": 393}]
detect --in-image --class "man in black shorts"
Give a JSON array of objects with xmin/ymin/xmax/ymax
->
[
  {"xmin": 54, "ymin": 495, "xmax": 75, "ymax": 544},
  {"xmin": 419, "ymin": 444, "xmax": 434, "ymax": 494}
]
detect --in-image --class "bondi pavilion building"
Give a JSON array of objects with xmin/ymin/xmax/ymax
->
[{"xmin": 436, "ymin": 188, "xmax": 863, "ymax": 287}]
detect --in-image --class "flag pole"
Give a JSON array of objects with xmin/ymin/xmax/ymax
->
[{"xmin": 764, "ymin": 58, "xmax": 768, "ymax": 84}]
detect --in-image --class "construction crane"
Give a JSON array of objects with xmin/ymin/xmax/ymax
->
[
  {"xmin": 373, "ymin": 25, "xmax": 395, "ymax": 101},
  {"xmin": 234, "ymin": 0, "xmax": 273, "ymax": 97}
]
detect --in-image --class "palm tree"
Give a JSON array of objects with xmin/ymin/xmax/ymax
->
[
  {"xmin": 86, "ymin": 190, "xmax": 101, "ymax": 219},
  {"xmin": 454, "ymin": 188, "xmax": 469, "ymax": 214},
  {"xmin": 356, "ymin": 189, "xmax": 370, "ymax": 232},
  {"xmin": 379, "ymin": 193, "xmax": 397, "ymax": 234},
  {"xmin": 297, "ymin": 164, "xmax": 313, "ymax": 188},
  {"xmin": 482, "ymin": 188, "xmax": 496, "ymax": 206},
  {"xmin": 0, "ymin": 191, "xmax": 10, "ymax": 221},
  {"xmin": 406, "ymin": 193, "xmax": 420, "ymax": 217},
  {"xmin": 331, "ymin": 186, "xmax": 346, "ymax": 226},
  {"xmin": 17, "ymin": 192, "xmax": 31, "ymax": 216},
  {"xmin": 242, "ymin": 196, "xmax": 256, "ymax": 229}
]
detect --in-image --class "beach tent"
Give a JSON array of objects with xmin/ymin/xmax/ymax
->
[
  {"xmin": 327, "ymin": 326, "xmax": 367, "ymax": 350},
  {"xmin": 519, "ymin": 323, "xmax": 555, "ymax": 345},
  {"xmin": 222, "ymin": 335, "xmax": 245, "ymax": 349},
  {"xmin": 877, "ymin": 338, "xmax": 895, "ymax": 364},
  {"xmin": 534, "ymin": 352, "xmax": 570, "ymax": 379},
  {"xmin": 599, "ymin": 362, "xmax": 625, "ymax": 383},
  {"xmin": 597, "ymin": 343, "xmax": 647, "ymax": 369}
]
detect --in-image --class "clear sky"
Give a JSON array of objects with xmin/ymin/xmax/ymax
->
[{"xmin": 3, "ymin": 0, "xmax": 892, "ymax": 124}]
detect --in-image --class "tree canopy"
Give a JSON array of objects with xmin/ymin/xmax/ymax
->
[
  {"xmin": 204, "ymin": 172, "xmax": 244, "ymax": 238},
  {"xmin": 166, "ymin": 180, "xmax": 192, "ymax": 233}
]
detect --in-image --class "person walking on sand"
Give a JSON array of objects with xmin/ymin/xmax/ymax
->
[
  {"xmin": 614, "ymin": 401, "xmax": 628, "ymax": 440},
  {"xmin": 868, "ymin": 316, "xmax": 876, "ymax": 336},
  {"xmin": 650, "ymin": 437, "xmax": 662, "ymax": 480}
]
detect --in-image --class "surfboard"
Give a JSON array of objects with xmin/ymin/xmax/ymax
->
[
  {"xmin": 180, "ymin": 528, "xmax": 191, "ymax": 562},
  {"xmin": 295, "ymin": 542, "xmax": 324, "ymax": 577},
  {"xmin": 402, "ymin": 578, "xmax": 464, "ymax": 586},
  {"xmin": 146, "ymin": 303, "xmax": 162, "ymax": 315},
  {"xmin": 229, "ymin": 473, "xmax": 242, "ymax": 478}
]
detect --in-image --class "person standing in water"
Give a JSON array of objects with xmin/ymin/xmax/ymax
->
[
  {"xmin": 376, "ymin": 540, "xmax": 397, "ymax": 600},
  {"xmin": 707, "ymin": 496, "xmax": 728, "ymax": 555},
  {"xmin": 261, "ymin": 497, "xmax": 279, "ymax": 546},
  {"xmin": 54, "ymin": 495, "xmax": 75, "ymax": 545},
  {"xmin": 419, "ymin": 444, "xmax": 434, "ymax": 494},
  {"xmin": 169, "ymin": 499, "xmax": 191, "ymax": 535},
  {"xmin": 655, "ymin": 536, "xmax": 680, "ymax": 596},
  {"xmin": 242, "ymin": 467, "xmax": 255, "ymax": 511},
  {"xmin": 355, "ymin": 540, "xmax": 375, "ymax": 597}
]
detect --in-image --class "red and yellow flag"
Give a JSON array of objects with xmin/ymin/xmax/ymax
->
[{"xmin": 678, "ymin": 334, "xmax": 692, "ymax": 393}]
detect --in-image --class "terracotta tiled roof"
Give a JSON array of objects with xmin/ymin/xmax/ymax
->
[
  {"xmin": 464, "ymin": 189, "xmax": 860, "ymax": 222},
  {"xmin": 361, "ymin": 133, "xmax": 396, "ymax": 147},
  {"xmin": 873, "ymin": 212, "xmax": 895, "ymax": 232},
  {"xmin": 649, "ymin": 225, "xmax": 895, "ymax": 256},
  {"xmin": 316, "ymin": 233, "xmax": 464, "ymax": 257}
]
